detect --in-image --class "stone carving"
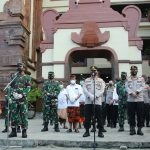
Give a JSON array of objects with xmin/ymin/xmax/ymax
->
[
  {"xmin": 71, "ymin": 21, "xmax": 110, "ymax": 47},
  {"xmin": 122, "ymin": 5, "xmax": 143, "ymax": 50},
  {"xmin": 3, "ymin": 0, "xmax": 23, "ymax": 19}
]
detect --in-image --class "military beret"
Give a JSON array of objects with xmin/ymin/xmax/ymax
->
[
  {"xmin": 121, "ymin": 72, "xmax": 127, "ymax": 76},
  {"xmin": 48, "ymin": 71, "xmax": 54, "ymax": 75},
  {"xmin": 17, "ymin": 62, "xmax": 25, "ymax": 68},
  {"xmin": 90, "ymin": 66, "xmax": 98, "ymax": 71},
  {"xmin": 130, "ymin": 66, "xmax": 138, "ymax": 70}
]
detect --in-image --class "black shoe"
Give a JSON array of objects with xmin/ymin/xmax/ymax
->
[
  {"xmin": 91, "ymin": 128, "xmax": 96, "ymax": 132},
  {"xmin": 107, "ymin": 124, "xmax": 110, "ymax": 127},
  {"xmin": 130, "ymin": 127, "xmax": 136, "ymax": 135},
  {"xmin": 17, "ymin": 126, "xmax": 21, "ymax": 133},
  {"xmin": 137, "ymin": 128, "xmax": 144, "ymax": 136},
  {"xmin": 22, "ymin": 129, "xmax": 27, "ymax": 138},
  {"xmin": 54, "ymin": 124, "xmax": 60, "ymax": 132},
  {"xmin": 83, "ymin": 131, "xmax": 90, "ymax": 137},
  {"xmin": 102, "ymin": 128, "xmax": 107, "ymax": 132},
  {"xmin": 66, "ymin": 129, "xmax": 72, "ymax": 132},
  {"xmin": 41, "ymin": 127, "xmax": 48, "ymax": 132},
  {"xmin": 2, "ymin": 127, "xmax": 9, "ymax": 133},
  {"xmin": 9, "ymin": 128, "xmax": 17, "ymax": 138},
  {"xmin": 74, "ymin": 129, "xmax": 79, "ymax": 133},
  {"xmin": 146, "ymin": 124, "xmax": 150, "ymax": 127},
  {"xmin": 55, "ymin": 128, "xmax": 60, "ymax": 132},
  {"xmin": 118, "ymin": 127, "xmax": 124, "ymax": 132},
  {"xmin": 98, "ymin": 131, "xmax": 104, "ymax": 138}
]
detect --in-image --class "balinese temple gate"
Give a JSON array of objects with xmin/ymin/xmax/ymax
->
[{"xmin": 40, "ymin": 0, "xmax": 143, "ymax": 81}]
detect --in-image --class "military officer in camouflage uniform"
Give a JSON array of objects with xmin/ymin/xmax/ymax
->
[
  {"xmin": 83, "ymin": 66, "xmax": 106, "ymax": 138},
  {"xmin": 41, "ymin": 72, "xmax": 61, "ymax": 132},
  {"xmin": 2, "ymin": 84, "xmax": 13, "ymax": 133},
  {"xmin": 9, "ymin": 63, "xmax": 31, "ymax": 138},
  {"xmin": 125, "ymin": 66, "xmax": 145, "ymax": 135},
  {"xmin": 116, "ymin": 72, "xmax": 128, "ymax": 132},
  {"xmin": 2, "ymin": 73, "xmax": 21, "ymax": 133}
]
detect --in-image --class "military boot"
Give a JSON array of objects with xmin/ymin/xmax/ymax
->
[
  {"xmin": 41, "ymin": 122, "xmax": 48, "ymax": 132},
  {"xmin": 2, "ymin": 126, "xmax": 9, "ymax": 133},
  {"xmin": 118, "ymin": 126, "xmax": 124, "ymax": 132},
  {"xmin": 9, "ymin": 128, "xmax": 17, "ymax": 138},
  {"xmin": 54, "ymin": 124, "xmax": 60, "ymax": 132},
  {"xmin": 22, "ymin": 129, "xmax": 27, "ymax": 138},
  {"xmin": 137, "ymin": 128, "xmax": 144, "ymax": 136},
  {"xmin": 83, "ymin": 129, "xmax": 90, "ymax": 137},
  {"xmin": 130, "ymin": 126, "xmax": 136, "ymax": 135},
  {"xmin": 98, "ymin": 130, "xmax": 104, "ymax": 138},
  {"xmin": 17, "ymin": 126, "xmax": 21, "ymax": 133}
]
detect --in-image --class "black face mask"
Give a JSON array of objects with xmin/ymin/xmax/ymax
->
[
  {"xmin": 48, "ymin": 75, "xmax": 54, "ymax": 80},
  {"xmin": 17, "ymin": 67, "xmax": 23, "ymax": 72},
  {"xmin": 121, "ymin": 75, "xmax": 126, "ymax": 80}
]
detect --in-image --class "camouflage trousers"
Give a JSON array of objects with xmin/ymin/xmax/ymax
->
[
  {"xmin": 43, "ymin": 103, "xmax": 59, "ymax": 125},
  {"xmin": 118, "ymin": 101, "xmax": 127, "ymax": 127},
  {"xmin": 10, "ymin": 101, "xmax": 28, "ymax": 129}
]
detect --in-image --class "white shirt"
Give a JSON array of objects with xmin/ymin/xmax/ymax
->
[
  {"xmin": 66, "ymin": 84, "xmax": 83, "ymax": 107},
  {"xmin": 57, "ymin": 88, "xmax": 68, "ymax": 109},
  {"xmin": 113, "ymin": 87, "xmax": 118, "ymax": 106}
]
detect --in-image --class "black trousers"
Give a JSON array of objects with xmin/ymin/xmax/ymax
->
[
  {"xmin": 144, "ymin": 103, "xmax": 150, "ymax": 126},
  {"xmin": 127, "ymin": 102, "xmax": 144, "ymax": 128},
  {"xmin": 84, "ymin": 104, "xmax": 103, "ymax": 130}
]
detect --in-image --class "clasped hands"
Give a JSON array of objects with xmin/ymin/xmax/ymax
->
[
  {"xmin": 88, "ymin": 94, "xmax": 98, "ymax": 101},
  {"xmin": 13, "ymin": 92, "xmax": 23, "ymax": 99},
  {"xmin": 69, "ymin": 97, "xmax": 78, "ymax": 104},
  {"xmin": 130, "ymin": 91, "xmax": 139, "ymax": 98}
]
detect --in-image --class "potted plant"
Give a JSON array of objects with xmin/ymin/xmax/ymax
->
[{"xmin": 27, "ymin": 83, "xmax": 42, "ymax": 119}]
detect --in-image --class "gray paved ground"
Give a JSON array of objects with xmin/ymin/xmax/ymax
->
[{"xmin": 0, "ymin": 114, "xmax": 150, "ymax": 149}]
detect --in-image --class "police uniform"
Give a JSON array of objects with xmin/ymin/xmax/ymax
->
[
  {"xmin": 83, "ymin": 66, "xmax": 106, "ymax": 138},
  {"xmin": 41, "ymin": 72, "xmax": 61, "ymax": 132},
  {"xmin": 125, "ymin": 66, "xmax": 145, "ymax": 135}
]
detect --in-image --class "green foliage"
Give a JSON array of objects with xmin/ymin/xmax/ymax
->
[{"xmin": 27, "ymin": 84, "xmax": 42, "ymax": 103}]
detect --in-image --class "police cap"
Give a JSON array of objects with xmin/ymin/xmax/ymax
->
[
  {"xmin": 90, "ymin": 66, "xmax": 98, "ymax": 71},
  {"xmin": 130, "ymin": 66, "xmax": 138, "ymax": 70}
]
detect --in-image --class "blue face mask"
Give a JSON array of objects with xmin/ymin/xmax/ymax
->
[{"xmin": 80, "ymin": 80, "xmax": 84, "ymax": 86}]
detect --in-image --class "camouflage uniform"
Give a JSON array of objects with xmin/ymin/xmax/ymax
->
[
  {"xmin": 3, "ymin": 86, "xmax": 13, "ymax": 129},
  {"xmin": 41, "ymin": 72, "xmax": 60, "ymax": 132},
  {"xmin": 116, "ymin": 72, "xmax": 128, "ymax": 131},
  {"xmin": 9, "ymin": 63, "xmax": 31, "ymax": 138}
]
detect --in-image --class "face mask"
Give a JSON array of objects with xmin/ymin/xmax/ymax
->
[
  {"xmin": 131, "ymin": 70, "xmax": 137, "ymax": 76},
  {"xmin": 70, "ymin": 80, "xmax": 76, "ymax": 85},
  {"xmin": 80, "ymin": 81, "xmax": 84, "ymax": 86},
  {"xmin": 48, "ymin": 75, "xmax": 54, "ymax": 80},
  {"xmin": 59, "ymin": 84, "xmax": 64, "ymax": 89},
  {"xmin": 17, "ymin": 67, "xmax": 24, "ymax": 72}
]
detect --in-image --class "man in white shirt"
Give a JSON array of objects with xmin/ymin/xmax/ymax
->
[{"xmin": 66, "ymin": 74, "xmax": 83, "ymax": 133}]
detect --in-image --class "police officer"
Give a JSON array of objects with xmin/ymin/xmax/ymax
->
[
  {"xmin": 41, "ymin": 72, "xmax": 61, "ymax": 132},
  {"xmin": 9, "ymin": 63, "xmax": 31, "ymax": 138},
  {"xmin": 83, "ymin": 66, "xmax": 105, "ymax": 138},
  {"xmin": 125, "ymin": 66, "xmax": 145, "ymax": 135},
  {"xmin": 116, "ymin": 72, "xmax": 128, "ymax": 131}
]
